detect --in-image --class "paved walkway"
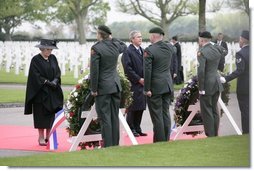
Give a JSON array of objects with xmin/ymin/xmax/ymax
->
[{"xmin": 0, "ymin": 91, "xmax": 242, "ymax": 158}]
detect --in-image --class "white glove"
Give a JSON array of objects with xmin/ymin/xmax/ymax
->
[
  {"xmin": 220, "ymin": 77, "xmax": 226, "ymax": 83},
  {"xmin": 199, "ymin": 90, "xmax": 205, "ymax": 95}
]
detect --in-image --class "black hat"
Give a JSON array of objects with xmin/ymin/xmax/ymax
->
[
  {"xmin": 98, "ymin": 25, "xmax": 112, "ymax": 34},
  {"xmin": 241, "ymin": 30, "xmax": 249, "ymax": 40},
  {"xmin": 149, "ymin": 27, "xmax": 165, "ymax": 35},
  {"xmin": 35, "ymin": 39, "xmax": 58, "ymax": 49},
  {"xmin": 199, "ymin": 31, "xmax": 212, "ymax": 39}
]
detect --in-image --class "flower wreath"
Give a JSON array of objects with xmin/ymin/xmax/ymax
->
[
  {"xmin": 65, "ymin": 70, "xmax": 133, "ymax": 148},
  {"xmin": 174, "ymin": 75, "xmax": 230, "ymax": 127}
]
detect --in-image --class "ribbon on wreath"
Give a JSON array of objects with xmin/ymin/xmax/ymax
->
[{"xmin": 46, "ymin": 109, "xmax": 66, "ymax": 150}]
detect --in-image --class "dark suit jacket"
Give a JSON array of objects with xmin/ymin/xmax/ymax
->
[
  {"xmin": 144, "ymin": 41, "xmax": 174, "ymax": 95},
  {"xmin": 225, "ymin": 45, "xmax": 249, "ymax": 95},
  {"xmin": 90, "ymin": 38, "xmax": 127, "ymax": 95},
  {"xmin": 121, "ymin": 44, "xmax": 146, "ymax": 111},
  {"xmin": 197, "ymin": 43, "xmax": 224, "ymax": 95},
  {"xmin": 214, "ymin": 40, "xmax": 228, "ymax": 72}
]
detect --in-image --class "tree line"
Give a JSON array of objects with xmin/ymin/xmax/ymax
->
[{"xmin": 0, "ymin": 0, "xmax": 249, "ymax": 44}]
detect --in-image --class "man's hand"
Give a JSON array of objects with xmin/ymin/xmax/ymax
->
[
  {"xmin": 91, "ymin": 91, "xmax": 98, "ymax": 97},
  {"xmin": 199, "ymin": 90, "xmax": 205, "ymax": 95},
  {"xmin": 145, "ymin": 91, "xmax": 152, "ymax": 97},
  {"xmin": 138, "ymin": 78, "xmax": 144, "ymax": 86},
  {"xmin": 220, "ymin": 77, "xmax": 226, "ymax": 83}
]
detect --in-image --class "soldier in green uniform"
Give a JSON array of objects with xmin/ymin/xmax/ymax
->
[
  {"xmin": 144, "ymin": 27, "xmax": 175, "ymax": 142},
  {"xmin": 90, "ymin": 25, "xmax": 127, "ymax": 147},
  {"xmin": 197, "ymin": 31, "xmax": 224, "ymax": 137}
]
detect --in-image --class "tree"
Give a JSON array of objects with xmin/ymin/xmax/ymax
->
[
  {"xmin": 199, "ymin": 0, "xmax": 206, "ymax": 32},
  {"xmin": 117, "ymin": 0, "xmax": 197, "ymax": 39},
  {"xmin": 227, "ymin": 0, "xmax": 249, "ymax": 16},
  {"xmin": 0, "ymin": 0, "xmax": 56, "ymax": 41},
  {"xmin": 55, "ymin": 0, "xmax": 110, "ymax": 44}
]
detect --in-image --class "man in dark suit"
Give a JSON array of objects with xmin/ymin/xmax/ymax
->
[
  {"xmin": 214, "ymin": 33, "xmax": 228, "ymax": 72},
  {"xmin": 171, "ymin": 36, "xmax": 183, "ymax": 84},
  {"xmin": 220, "ymin": 30, "xmax": 249, "ymax": 134},
  {"xmin": 121, "ymin": 30, "xmax": 147, "ymax": 137},
  {"xmin": 144, "ymin": 27, "xmax": 174, "ymax": 142},
  {"xmin": 90, "ymin": 25, "xmax": 127, "ymax": 147},
  {"xmin": 197, "ymin": 31, "xmax": 224, "ymax": 137}
]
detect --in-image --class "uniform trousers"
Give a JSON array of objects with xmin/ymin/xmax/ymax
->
[
  {"xmin": 237, "ymin": 94, "xmax": 249, "ymax": 134},
  {"xmin": 95, "ymin": 92, "xmax": 121, "ymax": 147},
  {"xmin": 200, "ymin": 92, "xmax": 220, "ymax": 137},
  {"xmin": 147, "ymin": 92, "xmax": 171, "ymax": 142}
]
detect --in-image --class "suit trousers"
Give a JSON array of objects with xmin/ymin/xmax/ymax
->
[
  {"xmin": 237, "ymin": 94, "xmax": 249, "ymax": 134},
  {"xmin": 95, "ymin": 92, "xmax": 121, "ymax": 147},
  {"xmin": 126, "ymin": 110, "xmax": 144, "ymax": 133},
  {"xmin": 200, "ymin": 92, "xmax": 220, "ymax": 137},
  {"xmin": 147, "ymin": 92, "xmax": 171, "ymax": 142}
]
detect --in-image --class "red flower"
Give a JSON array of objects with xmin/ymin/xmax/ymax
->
[
  {"xmin": 76, "ymin": 84, "xmax": 81, "ymax": 89},
  {"xmin": 69, "ymin": 112, "xmax": 75, "ymax": 117}
]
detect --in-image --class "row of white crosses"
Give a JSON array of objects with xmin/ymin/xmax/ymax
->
[{"xmin": 0, "ymin": 41, "xmax": 239, "ymax": 79}]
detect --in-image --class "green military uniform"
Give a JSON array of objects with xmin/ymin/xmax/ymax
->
[
  {"xmin": 197, "ymin": 32, "xmax": 224, "ymax": 137},
  {"xmin": 144, "ymin": 27, "xmax": 174, "ymax": 142},
  {"xmin": 90, "ymin": 25, "xmax": 127, "ymax": 147}
]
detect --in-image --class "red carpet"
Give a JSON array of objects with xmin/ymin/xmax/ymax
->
[{"xmin": 0, "ymin": 125, "xmax": 206, "ymax": 152}]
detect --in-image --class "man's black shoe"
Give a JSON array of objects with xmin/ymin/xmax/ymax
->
[
  {"xmin": 138, "ymin": 132, "xmax": 147, "ymax": 136},
  {"xmin": 133, "ymin": 132, "xmax": 140, "ymax": 137}
]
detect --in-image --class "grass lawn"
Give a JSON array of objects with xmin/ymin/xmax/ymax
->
[{"xmin": 0, "ymin": 135, "xmax": 249, "ymax": 166}]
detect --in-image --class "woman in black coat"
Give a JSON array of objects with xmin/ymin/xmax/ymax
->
[{"xmin": 24, "ymin": 39, "xmax": 63, "ymax": 146}]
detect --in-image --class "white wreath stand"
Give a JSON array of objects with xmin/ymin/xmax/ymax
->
[
  {"xmin": 69, "ymin": 105, "xmax": 138, "ymax": 151},
  {"xmin": 172, "ymin": 97, "xmax": 242, "ymax": 140}
]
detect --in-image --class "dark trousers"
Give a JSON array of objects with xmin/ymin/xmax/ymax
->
[
  {"xmin": 200, "ymin": 92, "xmax": 220, "ymax": 137},
  {"xmin": 237, "ymin": 94, "xmax": 249, "ymax": 134},
  {"xmin": 95, "ymin": 92, "xmax": 121, "ymax": 147},
  {"xmin": 126, "ymin": 110, "xmax": 144, "ymax": 133},
  {"xmin": 147, "ymin": 92, "xmax": 171, "ymax": 142}
]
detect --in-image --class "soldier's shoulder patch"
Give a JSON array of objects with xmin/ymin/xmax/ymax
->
[{"xmin": 197, "ymin": 51, "xmax": 202, "ymax": 57}]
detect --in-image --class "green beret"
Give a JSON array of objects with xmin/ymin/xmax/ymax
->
[
  {"xmin": 98, "ymin": 25, "xmax": 112, "ymax": 34},
  {"xmin": 149, "ymin": 27, "xmax": 164, "ymax": 35},
  {"xmin": 199, "ymin": 31, "xmax": 212, "ymax": 39}
]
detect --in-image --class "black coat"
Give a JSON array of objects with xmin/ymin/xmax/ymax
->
[
  {"xmin": 24, "ymin": 54, "xmax": 63, "ymax": 114},
  {"xmin": 122, "ymin": 44, "xmax": 146, "ymax": 111},
  {"xmin": 225, "ymin": 45, "xmax": 249, "ymax": 95}
]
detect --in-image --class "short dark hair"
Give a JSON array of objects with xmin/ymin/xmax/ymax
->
[{"xmin": 172, "ymin": 36, "xmax": 178, "ymax": 41}]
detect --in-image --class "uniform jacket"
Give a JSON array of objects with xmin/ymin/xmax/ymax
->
[
  {"xmin": 144, "ymin": 41, "xmax": 174, "ymax": 95},
  {"xmin": 197, "ymin": 43, "xmax": 224, "ymax": 95},
  {"xmin": 90, "ymin": 38, "xmax": 127, "ymax": 95},
  {"xmin": 122, "ymin": 44, "xmax": 146, "ymax": 111},
  {"xmin": 225, "ymin": 45, "xmax": 249, "ymax": 95},
  {"xmin": 24, "ymin": 54, "xmax": 63, "ymax": 114}
]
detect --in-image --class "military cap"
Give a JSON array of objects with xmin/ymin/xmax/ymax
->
[
  {"xmin": 241, "ymin": 30, "xmax": 249, "ymax": 40},
  {"xmin": 35, "ymin": 39, "xmax": 58, "ymax": 49},
  {"xmin": 199, "ymin": 31, "xmax": 212, "ymax": 39},
  {"xmin": 149, "ymin": 27, "xmax": 165, "ymax": 35},
  {"xmin": 98, "ymin": 25, "xmax": 112, "ymax": 34}
]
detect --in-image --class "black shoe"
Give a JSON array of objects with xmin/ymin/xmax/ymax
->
[{"xmin": 138, "ymin": 132, "xmax": 147, "ymax": 136}]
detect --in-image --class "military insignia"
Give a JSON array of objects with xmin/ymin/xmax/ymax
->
[
  {"xmin": 90, "ymin": 49, "xmax": 96, "ymax": 56},
  {"xmin": 197, "ymin": 51, "xmax": 202, "ymax": 57},
  {"xmin": 144, "ymin": 51, "xmax": 148, "ymax": 58},
  {"xmin": 236, "ymin": 58, "xmax": 242, "ymax": 63}
]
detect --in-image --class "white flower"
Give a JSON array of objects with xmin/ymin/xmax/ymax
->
[
  {"xmin": 73, "ymin": 92, "xmax": 78, "ymax": 97},
  {"xmin": 78, "ymin": 79, "xmax": 83, "ymax": 84},
  {"xmin": 75, "ymin": 98, "xmax": 78, "ymax": 101}
]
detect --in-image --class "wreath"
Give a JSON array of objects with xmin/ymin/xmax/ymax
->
[
  {"xmin": 65, "ymin": 70, "xmax": 133, "ymax": 149},
  {"xmin": 174, "ymin": 75, "xmax": 230, "ymax": 128}
]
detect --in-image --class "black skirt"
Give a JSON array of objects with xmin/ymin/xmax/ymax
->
[{"xmin": 33, "ymin": 103, "xmax": 55, "ymax": 129}]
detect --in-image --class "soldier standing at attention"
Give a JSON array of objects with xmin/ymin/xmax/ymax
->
[
  {"xmin": 197, "ymin": 31, "xmax": 224, "ymax": 137},
  {"xmin": 144, "ymin": 27, "xmax": 174, "ymax": 142},
  {"xmin": 220, "ymin": 30, "xmax": 249, "ymax": 134},
  {"xmin": 90, "ymin": 25, "xmax": 127, "ymax": 147}
]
